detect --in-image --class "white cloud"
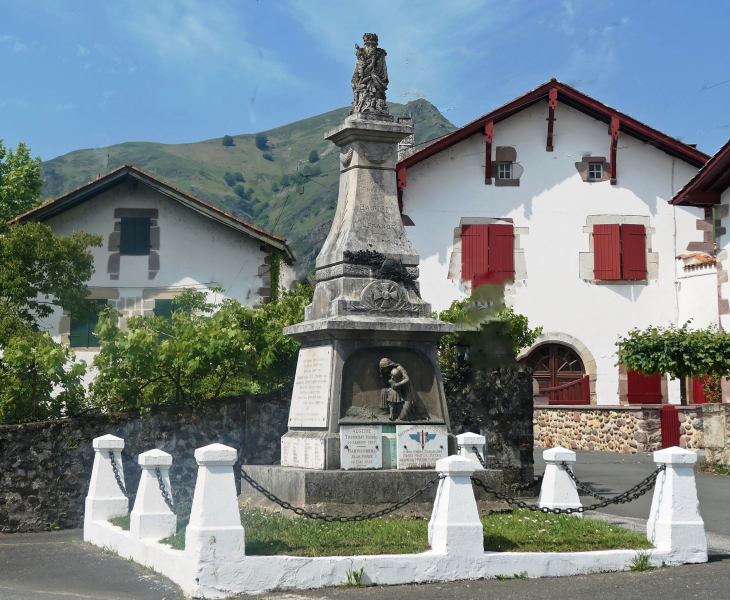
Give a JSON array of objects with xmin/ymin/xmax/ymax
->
[
  {"xmin": 77, "ymin": 44, "xmax": 88, "ymax": 56},
  {"xmin": 0, "ymin": 35, "xmax": 28, "ymax": 52},
  {"xmin": 54, "ymin": 103, "xmax": 75, "ymax": 110}
]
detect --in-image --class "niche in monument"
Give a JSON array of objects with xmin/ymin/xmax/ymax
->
[{"xmin": 339, "ymin": 348, "xmax": 445, "ymax": 425}]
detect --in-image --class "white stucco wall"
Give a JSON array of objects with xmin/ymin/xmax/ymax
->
[
  {"xmin": 403, "ymin": 102, "xmax": 711, "ymax": 405},
  {"xmin": 38, "ymin": 182, "xmax": 294, "ymax": 371}
]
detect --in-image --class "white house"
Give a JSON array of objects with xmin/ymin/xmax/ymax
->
[
  {"xmin": 13, "ymin": 164, "xmax": 296, "ymax": 369},
  {"xmin": 671, "ymin": 136, "xmax": 730, "ymax": 402},
  {"xmin": 396, "ymin": 80, "xmax": 719, "ymax": 406}
]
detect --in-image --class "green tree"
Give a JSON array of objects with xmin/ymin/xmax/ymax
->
[
  {"xmin": 234, "ymin": 172, "xmax": 245, "ymax": 182},
  {"xmin": 617, "ymin": 322, "xmax": 730, "ymax": 404},
  {"xmin": 221, "ymin": 135, "xmax": 234, "ymax": 147},
  {"xmin": 436, "ymin": 285, "xmax": 542, "ymax": 370},
  {"xmin": 308, "ymin": 149, "xmax": 319, "ymax": 163},
  {"xmin": 255, "ymin": 133, "xmax": 268, "ymax": 151},
  {"xmin": 234, "ymin": 183, "xmax": 246, "ymax": 199},
  {"xmin": 262, "ymin": 152, "xmax": 274, "ymax": 162},
  {"xmin": 223, "ymin": 171, "xmax": 236, "ymax": 187},
  {"xmin": 0, "ymin": 140, "xmax": 44, "ymax": 222}
]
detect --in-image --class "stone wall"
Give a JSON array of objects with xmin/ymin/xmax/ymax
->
[
  {"xmin": 533, "ymin": 406, "xmax": 704, "ymax": 454},
  {"xmin": 0, "ymin": 395, "xmax": 289, "ymax": 533},
  {"xmin": 444, "ymin": 365, "xmax": 534, "ymax": 486}
]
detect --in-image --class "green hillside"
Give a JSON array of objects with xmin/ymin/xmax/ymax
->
[{"xmin": 40, "ymin": 99, "xmax": 455, "ymax": 275}]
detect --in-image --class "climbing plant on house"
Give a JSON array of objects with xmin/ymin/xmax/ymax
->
[{"xmin": 616, "ymin": 323, "xmax": 730, "ymax": 404}]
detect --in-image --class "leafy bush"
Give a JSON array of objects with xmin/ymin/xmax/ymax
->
[
  {"xmin": 223, "ymin": 172, "xmax": 236, "ymax": 187},
  {"xmin": 308, "ymin": 149, "xmax": 319, "ymax": 163},
  {"xmin": 262, "ymin": 152, "xmax": 274, "ymax": 162},
  {"xmin": 0, "ymin": 332, "xmax": 87, "ymax": 424},
  {"xmin": 255, "ymin": 133, "xmax": 268, "ymax": 151},
  {"xmin": 436, "ymin": 284, "xmax": 542, "ymax": 370},
  {"xmin": 234, "ymin": 184, "xmax": 247, "ymax": 199},
  {"xmin": 221, "ymin": 135, "xmax": 234, "ymax": 147},
  {"xmin": 234, "ymin": 172, "xmax": 245, "ymax": 182},
  {"xmin": 90, "ymin": 284, "xmax": 313, "ymax": 412}
]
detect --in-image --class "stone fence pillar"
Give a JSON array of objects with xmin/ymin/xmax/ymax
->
[
  {"xmin": 538, "ymin": 447, "xmax": 582, "ymax": 516},
  {"xmin": 130, "ymin": 449, "xmax": 177, "ymax": 540},
  {"xmin": 456, "ymin": 432, "xmax": 487, "ymax": 470},
  {"xmin": 702, "ymin": 404, "xmax": 730, "ymax": 465},
  {"xmin": 84, "ymin": 434, "xmax": 128, "ymax": 537},
  {"xmin": 186, "ymin": 444, "xmax": 245, "ymax": 597},
  {"xmin": 647, "ymin": 447, "xmax": 707, "ymax": 564},
  {"xmin": 428, "ymin": 455, "xmax": 483, "ymax": 555}
]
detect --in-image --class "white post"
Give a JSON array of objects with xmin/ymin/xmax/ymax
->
[
  {"xmin": 647, "ymin": 446, "xmax": 708, "ymax": 564},
  {"xmin": 84, "ymin": 434, "xmax": 128, "ymax": 539},
  {"xmin": 186, "ymin": 444, "xmax": 245, "ymax": 596},
  {"xmin": 538, "ymin": 447, "xmax": 582, "ymax": 516},
  {"xmin": 130, "ymin": 449, "xmax": 177, "ymax": 540},
  {"xmin": 456, "ymin": 432, "xmax": 487, "ymax": 470},
  {"xmin": 428, "ymin": 455, "xmax": 483, "ymax": 555}
]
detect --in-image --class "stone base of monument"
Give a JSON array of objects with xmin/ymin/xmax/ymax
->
[{"xmin": 239, "ymin": 465, "xmax": 504, "ymax": 507}]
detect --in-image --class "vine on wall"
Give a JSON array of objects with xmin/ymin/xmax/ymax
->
[{"xmin": 269, "ymin": 248, "xmax": 281, "ymax": 304}]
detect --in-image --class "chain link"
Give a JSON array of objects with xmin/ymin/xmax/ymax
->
[
  {"xmin": 470, "ymin": 463, "xmax": 665, "ymax": 515},
  {"xmin": 471, "ymin": 446, "xmax": 543, "ymax": 494},
  {"xmin": 241, "ymin": 467, "xmax": 443, "ymax": 522},
  {"xmin": 561, "ymin": 462, "xmax": 611, "ymax": 502},
  {"xmin": 108, "ymin": 449, "xmax": 130, "ymax": 499},
  {"xmin": 155, "ymin": 467, "xmax": 176, "ymax": 514}
]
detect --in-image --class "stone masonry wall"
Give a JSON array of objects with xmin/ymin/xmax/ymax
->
[
  {"xmin": 534, "ymin": 407, "xmax": 704, "ymax": 454},
  {"xmin": 0, "ymin": 395, "xmax": 289, "ymax": 533}
]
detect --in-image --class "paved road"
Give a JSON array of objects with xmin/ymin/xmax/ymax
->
[
  {"xmin": 533, "ymin": 449, "xmax": 730, "ymax": 538},
  {"xmin": 2, "ymin": 450, "xmax": 729, "ymax": 600}
]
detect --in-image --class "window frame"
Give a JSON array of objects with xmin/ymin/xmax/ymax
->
[
  {"xmin": 498, "ymin": 162, "xmax": 513, "ymax": 180},
  {"xmin": 120, "ymin": 217, "xmax": 151, "ymax": 256},
  {"xmin": 588, "ymin": 163, "xmax": 603, "ymax": 181},
  {"xmin": 593, "ymin": 223, "xmax": 647, "ymax": 281},
  {"xmin": 69, "ymin": 299, "xmax": 108, "ymax": 348}
]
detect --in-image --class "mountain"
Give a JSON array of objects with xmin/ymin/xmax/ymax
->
[{"xmin": 40, "ymin": 100, "xmax": 456, "ymax": 275}]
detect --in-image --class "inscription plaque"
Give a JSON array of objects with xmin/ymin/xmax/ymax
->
[
  {"xmin": 288, "ymin": 346, "xmax": 333, "ymax": 428},
  {"xmin": 396, "ymin": 424, "xmax": 447, "ymax": 469},
  {"xmin": 340, "ymin": 425, "xmax": 382, "ymax": 470},
  {"xmin": 281, "ymin": 436, "xmax": 325, "ymax": 470}
]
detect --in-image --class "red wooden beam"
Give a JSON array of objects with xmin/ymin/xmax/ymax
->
[
  {"xmin": 610, "ymin": 116, "xmax": 620, "ymax": 185},
  {"xmin": 546, "ymin": 87, "xmax": 558, "ymax": 152},
  {"xmin": 397, "ymin": 167, "xmax": 407, "ymax": 213},
  {"xmin": 484, "ymin": 121, "xmax": 493, "ymax": 185}
]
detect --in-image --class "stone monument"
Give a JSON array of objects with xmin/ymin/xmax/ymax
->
[
  {"xmin": 242, "ymin": 34, "xmax": 503, "ymax": 507},
  {"xmin": 280, "ymin": 32, "xmax": 454, "ymax": 471}
]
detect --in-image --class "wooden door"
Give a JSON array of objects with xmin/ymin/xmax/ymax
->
[
  {"xmin": 521, "ymin": 344, "xmax": 585, "ymax": 392},
  {"xmin": 627, "ymin": 371, "xmax": 662, "ymax": 404}
]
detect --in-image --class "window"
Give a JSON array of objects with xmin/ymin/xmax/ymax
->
[
  {"xmin": 498, "ymin": 162, "xmax": 512, "ymax": 180},
  {"xmin": 593, "ymin": 224, "xmax": 647, "ymax": 281},
  {"xmin": 627, "ymin": 371, "xmax": 662, "ymax": 404},
  {"xmin": 69, "ymin": 300, "xmax": 107, "ymax": 348},
  {"xmin": 120, "ymin": 217, "xmax": 151, "ymax": 255},
  {"xmin": 588, "ymin": 163, "xmax": 603, "ymax": 180},
  {"xmin": 461, "ymin": 223, "xmax": 514, "ymax": 288},
  {"xmin": 153, "ymin": 299, "xmax": 175, "ymax": 322}
]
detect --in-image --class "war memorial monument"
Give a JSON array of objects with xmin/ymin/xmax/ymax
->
[{"xmin": 243, "ymin": 34, "xmax": 501, "ymax": 505}]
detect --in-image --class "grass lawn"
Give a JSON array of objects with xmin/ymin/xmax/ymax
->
[{"xmin": 110, "ymin": 508, "xmax": 651, "ymax": 555}]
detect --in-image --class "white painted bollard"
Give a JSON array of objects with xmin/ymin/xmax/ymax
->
[
  {"xmin": 186, "ymin": 444, "xmax": 245, "ymax": 596},
  {"xmin": 130, "ymin": 449, "xmax": 177, "ymax": 540},
  {"xmin": 84, "ymin": 434, "xmax": 128, "ymax": 538},
  {"xmin": 538, "ymin": 447, "xmax": 582, "ymax": 516},
  {"xmin": 647, "ymin": 447, "xmax": 708, "ymax": 564},
  {"xmin": 428, "ymin": 455, "xmax": 483, "ymax": 555},
  {"xmin": 456, "ymin": 432, "xmax": 487, "ymax": 470}
]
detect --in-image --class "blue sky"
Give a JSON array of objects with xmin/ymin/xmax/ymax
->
[{"xmin": 2, "ymin": 0, "xmax": 729, "ymax": 162}]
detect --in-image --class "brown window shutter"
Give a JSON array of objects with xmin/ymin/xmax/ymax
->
[
  {"xmin": 620, "ymin": 224, "xmax": 647, "ymax": 280},
  {"xmin": 485, "ymin": 224, "xmax": 515, "ymax": 285},
  {"xmin": 593, "ymin": 224, "xmax": 621, "ymax": 280},
  {"xmin": 461, "ymin": 224, "xmax": 489, "ymax": 289}
]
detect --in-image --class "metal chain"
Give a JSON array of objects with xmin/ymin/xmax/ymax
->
[
  {"xmin": 561, "ymin": 462, "xmax": 612, "ymax": 502},
  {"xmin": 155, "ymin": 468, "xmax": 176, "ymax": 515},
  {"xmin": 470, "ymin": 464, "xmax": 665, "ymax": 515},
  {"xmin": 108, "ymin": 449, "xmax": 130, "ymax": 499},
  {"xmin": 241, "ymin": 467, "xmax": 444, "ymax": 522},
  {"xmin": 471, "ymin": 446, "xmax": 543, "ymax": 493}
]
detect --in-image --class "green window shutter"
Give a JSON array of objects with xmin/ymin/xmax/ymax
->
[
  {"xmin": 154, "ymin": 299, "xmax": 175, "ymax": 322},
  {"xmin": 69, "ymin": 319, "xmax": 89, "ymax": 348},
  {"xmin": 88, "ymin": 300, "xmax": 107, "ymax": 346},
  {"xmin": 134, "ymin": 217, "xmax": 150, "ymax": 255},
  {"xmin": 120, "ymin": 217, "xmax": 150, "ymax": 255}
]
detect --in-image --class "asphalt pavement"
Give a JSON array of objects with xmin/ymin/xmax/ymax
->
[{"xmin": 1, "ymin": 449, "xmax": 729, "ymax": 600}]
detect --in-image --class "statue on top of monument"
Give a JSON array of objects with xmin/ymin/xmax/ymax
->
[{"xmin": 350, "ymin": 33, "xmax": 390, "ymax": 117}]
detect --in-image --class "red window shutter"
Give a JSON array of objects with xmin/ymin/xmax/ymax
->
[
  {"xmin": 461, "ymin": 224, "xmax": 489, "ymax": 288},
  {"xmin": 621, "ymin": 224, "xmax": 647, "ymax": 280},
  {"xmin": 593, "ymin": 224, "xmax": 621, "ymax": 280},
  {"xmin": 692, "ymin": 376, "xmax": 709, "ymax": 404},
  {"xmin": 626, "ymin": 370, "xmax": 662, "ymax": 404},
  {"xmin": 485, "ymin": 224, "xmax": 515, "ymax": 285}
]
